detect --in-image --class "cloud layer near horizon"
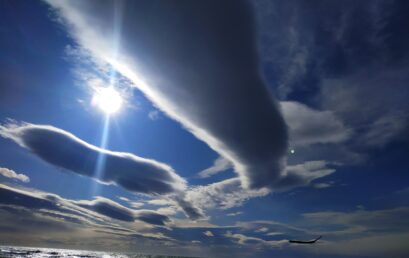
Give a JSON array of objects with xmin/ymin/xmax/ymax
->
[
  {"xmin": 45, "ymin": 0, "xmax": 288, "ymax": 190},
  {"xmin": 0, "ymin": 183, "xmax": 170, "ymax": 226},
  {"xmin": 0, "ymin": 122, "xmax": 203, "ymax": 220}
]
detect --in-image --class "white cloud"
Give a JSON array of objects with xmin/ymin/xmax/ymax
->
[
  {"xmin": 0, "ymin": 167, "xmax": 30, "ymax": 183},
  {"xmin": 148, "ymin": 110, "xmax": 160, "ymax": 121},
  {"xmin": 360, "ymin": 112, "xmax": 408, "ymax": 147},
  {"xmin": 148, "ymin": 199, "xmax": 174, "ymax": 206},
  {"xmin": 227, "ymin": 212, "xmax": 243, "ymax": 217},
  {"xmin": 320, "ymin": 66, "xmax": 409, "ymax": 150},
  {"xmin": 129, "ymin": 202, "xmax": 144, "ymax": 209},
  {"xmin": 197, "ymin": 157, "xmax": 232, "ymax": 178},
  {"xmin": 203, "ymin": 230, "xmax": 214, "ymax": 237},
  {"xmin": 256, "ymin": 227, "xmax": 269, "ymax": 233},
  {"xmin": 313, "ymin": 182, "xmax": 334, "ymax": 189},
  {"xmin": 187, "ymin": 160, "xmax": 334, "ymax": 211},
  {"xmin": 45, "ymin": 0, "xmax": 289, "ymax": 191},
  {"xmin": 224, "ymin": 231, "xmax": 288, "ymax": 248},
  {"xmin": 281, "ymin": 101, "xmax": 350, "ymax": 147},
  {"xmin": 0, "ymin": 123, "xmax": 186, "ymax": 195},
  {"xmin": 118, "ymin": 196, "xmax": 130, "ymax": 202},
  {"xmin": 0, "ymin": 122, "xmax": 203, "ymax": 220},
  {"xmin": 186, "ymin": 178, "xmax": 269, "ymax": 211},
  {"xmin": 303, "ymin": 207, "xmax": 409, "ymax": 233}
]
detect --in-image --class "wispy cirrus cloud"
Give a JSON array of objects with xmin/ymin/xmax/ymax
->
[
  {"xmin": 256, "ymin": 0, "xmax": 409, "ymax": 151},
  {"xmin": 187, "ymin": 160, "xmax": 334, "ymax": 211},
  {"xmin": 281, "ymin": 101, "xmax": 350, "ymax": 147}
]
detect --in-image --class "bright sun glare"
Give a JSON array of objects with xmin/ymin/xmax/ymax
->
[{"xmin": 93, "ymin": 87, "xmax": 123, "ymax": 114}]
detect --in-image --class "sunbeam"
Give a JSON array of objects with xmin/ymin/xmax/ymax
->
[{"xmin": 90, "ymin": 115, "xmax": 111, "ymax": 197}]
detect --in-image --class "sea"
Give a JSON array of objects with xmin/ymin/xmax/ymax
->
[{"xmin": 0, "ymin": 246, "xmax": 198, "ymax": 258}]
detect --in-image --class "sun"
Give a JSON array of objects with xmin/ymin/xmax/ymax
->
[{"xmin": 92, "ymin": 87, "xmax": 123, "ymax": 114}]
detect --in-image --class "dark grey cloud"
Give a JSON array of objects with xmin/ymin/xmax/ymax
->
[
  {"xmin": 0, "ymin": 123, "xmax": 186, "ymax": 196},
  {"xmin": 135, "ymin": 210, "xmax": 170, "ymax": 226},
  {"xmin": 45, "ymin": 0, "xmax": 289, "ymax": 190}
]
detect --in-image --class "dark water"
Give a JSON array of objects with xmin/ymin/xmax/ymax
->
[{"xmin": 0, "ymin": 246, "xmax": 197, "ymax": 258}]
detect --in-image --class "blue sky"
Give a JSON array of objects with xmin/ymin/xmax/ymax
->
[{"xmin": 0, "ymin": 1, "xmax": 408, "ymax": 257}]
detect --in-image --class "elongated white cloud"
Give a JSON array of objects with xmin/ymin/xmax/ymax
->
[
  {"xmin": 0, "ymin": 167, "xmax": 30, "ymax": 183},
  {"xmin": 0, "ymin": 122, "xmax": 203, "ymax": 220},
  {"xmin": 197, "ymin": 157, "xmax": 232, "ymax": 179},
  {"xmin": 45, "ymin": 0, "xmax": 288, "ymax": 190},
  {"xmin": 0, "ymin": 183, "xmax": 171, "ymax": 226},
  {"xmin": 75, "ymin": 197, "xmax": 170, "ymax": 225},
  {"xmin": 0, "ymin": 123, "xmax": 185, "ymax": 195}
]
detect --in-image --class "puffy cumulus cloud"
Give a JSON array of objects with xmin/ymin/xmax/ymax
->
[
  {"xmin": 0, "ymin": 123, "xmax": 186, "ymax": 196},
  {"xmin": 45, "ymin": 0, "xmax": 289, "ymax": 190},
  {"xmin": 0, "ymin": 167, "xmax": 30, "ymax": 183},
  {"xmin": 197, "ymin": 157, "xmax": 232, "ymax": 179},
  {"xmin": 281, "ymin": 101, "xmax": 350, "ymax": 146}
]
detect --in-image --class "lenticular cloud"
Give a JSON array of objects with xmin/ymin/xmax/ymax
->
[
  {"xmin": 46, "ymin": 0, "xmax": 289, "ymax": 190},
  {"xmin": 0, "ymin": 123, "xmax": 186, "ymax": 195}
]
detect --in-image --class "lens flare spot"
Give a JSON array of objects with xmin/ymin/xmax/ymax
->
[{"xmin": 93, "ymin": 87, "xmax": 123, "ymax": 114}]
